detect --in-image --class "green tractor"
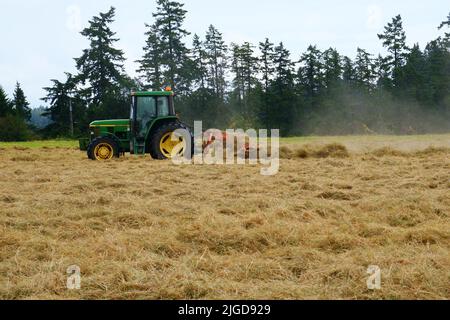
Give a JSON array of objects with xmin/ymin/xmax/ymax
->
[{"xmin": 79, "ymin": 89, "xmax": 192, "ymax": 161}]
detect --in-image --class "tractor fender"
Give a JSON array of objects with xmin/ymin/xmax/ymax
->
[
  {"xmin": 97, "ymin": 133, "xmax": 122, "ymax": 152},
  {"xmin": 145, "ymin": 117, "xmax": 179, "ymax": 142}
]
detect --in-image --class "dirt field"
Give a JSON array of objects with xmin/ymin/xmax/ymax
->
[{"xmin": 0, "ymin": 135, "xmax": 449, "ymax": 300}]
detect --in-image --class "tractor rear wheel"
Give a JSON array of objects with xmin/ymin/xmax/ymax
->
[
  {"xmin": 150, "ymin": 122, "xmax": 192, "ymax": 160},
  {"xmin": 87, "ymin": 137, "xmax": 120, "ymax": 161}
]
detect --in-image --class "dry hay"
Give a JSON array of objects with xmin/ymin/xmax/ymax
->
[
  {"xmin": 0, "ymin": 141, "xmax": 449, "ymax": 300},
  {"xmin": 280, "ymin": 143, "xmax": 350, "ymax": 159}
]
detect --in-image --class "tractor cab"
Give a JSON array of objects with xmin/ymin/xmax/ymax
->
[
  {"xmin": 129, "ymin": 90, "xmax": 177, "ymax": 155},
  {"xmin": 80, "ymin": 89, "xmax": 191, "ymax": 161}
]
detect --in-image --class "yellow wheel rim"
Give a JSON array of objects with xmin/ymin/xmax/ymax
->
[
  {"xmin": 159, "ymin": 132, "xmax": 185, "ymax": 159},
  {"xmin": 94, "ymin": 143, "xmax": 114, "ymax": 160}
]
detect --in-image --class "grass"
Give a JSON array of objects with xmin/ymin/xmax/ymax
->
[
  {"xmin": 0, "ymin": 140, "xmax": 78, "ymax": 149},
  {"xmin": 0, "ymin": 135, "xmax": 449, "ymax": 300}
]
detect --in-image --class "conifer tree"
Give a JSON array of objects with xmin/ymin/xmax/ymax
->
[
  {"xmin": 204, "ymin": 25, "xmax": 228, "ymax": 100},
  {"xmin": 0, "ymin": 86, "xmax": 12, "ymax": 118},
  {"xmin": 152, "ymin": 0, "xmax": 191, "ymax": 92},
  {"xmin": 137, "ymin": 24, "xmax": 163, "ymax": 90},
  {"xmin": 75, "ymin": 7, "xmax": 128, "ymax": 106},
  {"xmin": 12, "ymin": 82, "xmax": 31, "ymax": 121}
]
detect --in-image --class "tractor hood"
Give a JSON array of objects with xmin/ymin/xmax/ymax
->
[{"xmin": 90, "ymin": 119, "xmax": 130, "ymax": 127}]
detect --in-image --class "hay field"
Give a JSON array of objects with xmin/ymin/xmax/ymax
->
[{"xmin": 0, "ymin": 135, "xmax": 449, "ymax": 300}]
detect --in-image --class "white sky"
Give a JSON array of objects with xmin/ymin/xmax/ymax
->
[{"xmin": 0, "ymin": 0, "xmax": 448, "ymax": 107}]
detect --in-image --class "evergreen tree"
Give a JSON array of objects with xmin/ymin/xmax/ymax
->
[
  {"xmin": 397, "ymin": 44, "xmax": 429, "ymax": 102},
  {"xmin": 0, "ymin": 86, "xmax": 12, "ymax": 117},
  {"xmin": 191, "ymin": 34, "xmax": 208, "ymax": 90},
  {"xmin": 137, "ymin": 24, "xmax": 163, "ymax": 90},
  {"xmin": 298, "ymin": 45, "xmax": 323, "ymax": 98},
  {"xmin": 42, "ymin": 73, "xmax": 86, "ymax": 136},
  {"xmin": 204, "ymin": 25, "xmax": 228, "ymax": 100},
  {"xmin": 378, "ymin": 15, "xmax": 409, "ymax": 85},
  {"xmin": 12, "ymin": 82, "xmax": 31, "ymax": 121},
  {"xmin": 424, "ymin": 39, "xmax": 450, "ymax": 108},
  {"xmin": 152, "ymin": 0, "xmax": 191, "ymax": 92},
  {"xmin": 75, "ymin": 7, "xmax": 128, "ymax": 108},
  {"xmin": 373, "ymin": 54, "xmax": 391, "ymax": 90},
  {"xmin": 230, "ymin": 42, "xmax": 259, "ymax": 117},
  {"xmin": 438, "ymin": 12, "xmax": 450, "ymax": 42},
  {"xmin": 342, "ymin": 56, "xmax": 355, "ymax": 84},
  {"xmin": 259, "ymin": 38, "xmax": 275, "ymax": 92},
  {"xmin": 322, "ymin": 48, "xmax": 342, "ymax": 88},
  {"xmin": 269, "ymin": 42, "xmax": 296, "ymax": 134},
  {"xmin": 354, "ymin": 48, "xmax": 375, "ymax": 91}
]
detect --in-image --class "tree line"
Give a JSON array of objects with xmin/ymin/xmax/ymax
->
[{"xmin": 1, "ymin": 1, "xmax": 449, "ymax": 141}]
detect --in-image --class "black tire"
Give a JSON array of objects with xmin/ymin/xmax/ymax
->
[
  {"xmin": 149, "ymin": 121, "xmax": 193, "ymax": 160},
  {"xmin": 87, "ymin": 137, "xmax": 120, "ymax": 161}
]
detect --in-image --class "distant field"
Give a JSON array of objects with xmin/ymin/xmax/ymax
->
[
  {"xmin": 0, "ymin": 140, "xmax": 78, "ymax": 149},
  {"xmin": 281, "ymin": 133, "xmax": 450, "ymax": 152},
  {"xmin": 1, "ymin": 133, "xmax": 449, "ymax": 152},
  {"xmin": 0, "ymin": 134, "xmax": 449, "ymax": 299}
]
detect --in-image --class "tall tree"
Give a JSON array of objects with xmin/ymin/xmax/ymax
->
[
  {"xmin": 322, "ymin": 48, "xmax": 342, "ymax": 88},
  {"xmin": 0, "ymin": 86, "xmax": 12, "ymax": 117},
  {"xmin": 230, "ymin": 42, "xmax": 259, "ymax": 116},
  {"xmin": 42, "ymin": 73, "xmax": 86, "ymax": 136},
  {"xmin": 12, "ymin": 82, "xmax": 31, "ymax": 121},
  {"xmin": 259, "ymin": 38, "xmax": 275, "ymax": 92},
  {"xmin": 342, "ymin": 56, "xmax": 355, "ymax": 84},
  {"xmin": 137, "ymin": 24, "xmax": 163, "ymax": 90},
  {"xmin": 204, "ymin": 25, "xmax": 228, "ymax": 100},
  {"xmin": 191, "ymin": 34, "xmax": 208, "ymax": 90},
  {"xmin": 438, "ymin": 12, "xmax": 450, "ymax": 42},
  {"xmin": 152, "ymin": 0, "xmax": 191, "ymax": 92},
  {"xmin": 75, "ymin": 7, "xmax": 128, "ymax": 107},
  {"xmin": 354, "ymin": 48, "xmax": 375, "ymax": 91},
  {"xmin": 378, "ymin": 14, "xmax": 409, "ymax": 85},
  {"xmin": 298, "ymin": 45, "xmax": 323, "ymax": 98},
  {"xmin": 268, "ymin": 42, "xmax": 296, "ymax": 134}
]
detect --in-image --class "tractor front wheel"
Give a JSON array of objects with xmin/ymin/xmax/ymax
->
[
  {"xmin": 87, "ymin": 137, "xmax": 120, "ymax": 161},
  {"xmin": 150, "ymin": 122, "xmax": 192, "ymax": 160}
]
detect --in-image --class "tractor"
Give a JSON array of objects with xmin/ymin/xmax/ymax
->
[{"xmin": 79, "ymin": 88, "xmax": 192, "ymax": 160}]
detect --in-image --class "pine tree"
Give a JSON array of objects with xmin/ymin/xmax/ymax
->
[
  {"xmin": 12, "ymin": 82, "xmax": 31, "ymax": 121},
  {"xmin": 373, "ymin": 54, "xmax": 391, "ymax": 90},
  {"xmin": 204, "ymin": 25, "xmax": 228, "ymax": 99},
  {"xmin": 0, "ymin": 86, "xmax": 12, "ymax": 117},
  {"xmin": 298, "ymin": 45, "xmax": 323, "ymax": 97},
  {"xmin": 342, "ymin": 56, "xmax": 355, "ymax": 84},
  {"xmin": 230, "ymin": 42, "xmax": 259, "ymax": 116},
  {"xmin": 152, "ymin": 0, "xmax": 191, "ymax": 92},
  {"xmin": 354, "ymin": 48, "xmax": 375, "ymax": 91},
  {"xmin": 259, "ymin": 38, "xmax": 275, "ymax": 92},
  {"xmin": 378, "ymin": 14, "xmax": 409, "ymax": 84},
  {"xmin": 397, "ymin": 44, "xmax": 429, "ymax": 102},
  {"xmin": 424, "ymin": 39, "xmax": 450, "ymax": 108},
  {"xmin": 137, "ymin": 24, "xmax": 163, "ymax": 90},
  {"xmin": 75, "ymin": 7, "xmax": 128, "ymax": 108},
  {"xmin": 322, "ymin": 48, "xmax": 342, "ymax": 88},
  {"xmin": 269, "ymin": 42, "xmax": 296, "ymax": 134},
  {"xmin": 42, "ymin": 73, "xmax": 86, "ymax": 136},
  {"xmin": 438, "ymin": 12, "xmax": 450, "ymax": 42},
  {"xmin": 191, "ymin": 34, "xmax": 208, "ymax": 90}
]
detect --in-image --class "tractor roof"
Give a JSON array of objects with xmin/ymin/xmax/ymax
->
[{"xmin": 132, "ymin": 91, "xmax": 174, "ymax": 97}]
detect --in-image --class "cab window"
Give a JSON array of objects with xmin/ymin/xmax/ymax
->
[
  {"xmin": 157, "ymin": 97, "xmax": 170, "ymax": 117},
  {"xmin": 136, "ymin": 97, "xmax": 156, "ymax": 137}
]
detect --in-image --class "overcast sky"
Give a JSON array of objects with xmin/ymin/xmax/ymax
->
[{"xmin": 0, "ymin": 0, "xmax": 448, "ymax": 107}]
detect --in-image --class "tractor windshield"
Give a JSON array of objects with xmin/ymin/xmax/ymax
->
[
  {"xmin": 136, "ymin": 97, "xmax": 157, "ymax": 138},
  {"xmin": 134, "ymin": 96, "xmax": 171, "ymax": 138}
]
